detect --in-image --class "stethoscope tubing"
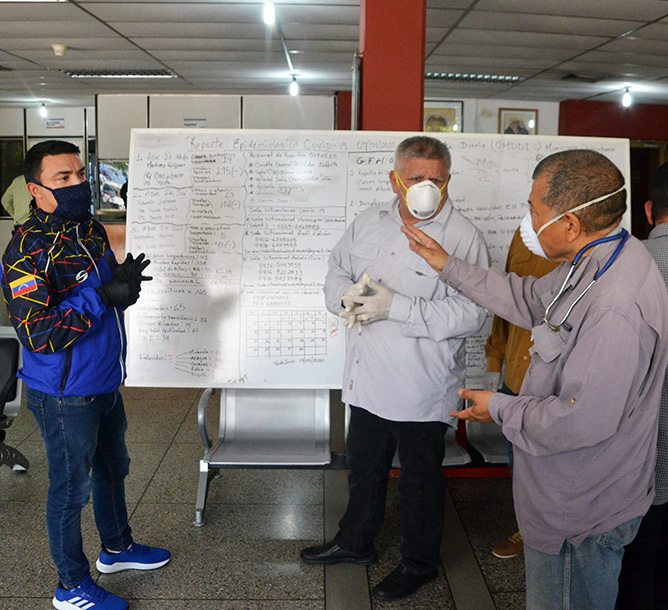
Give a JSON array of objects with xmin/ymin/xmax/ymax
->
[{"xmin": 541, "ymin": 229, "xmax": 629, "ymax": 332}]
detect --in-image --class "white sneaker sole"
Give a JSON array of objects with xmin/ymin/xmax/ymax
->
[
  {"xmin": 95, "ymin": 557, "xmax": 170, "ymax": 574},
  {"xmin": 53, "ymin": 598, "xmax": 74, "ymax": 610},
  {"xmin": 53, "ymin": 595, "xmax": 129, "ymax": 610}
]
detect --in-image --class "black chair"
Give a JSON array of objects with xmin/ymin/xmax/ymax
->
[{"xmin": 0, "ymin": 327, "xmax": 29, "ymax": 472}]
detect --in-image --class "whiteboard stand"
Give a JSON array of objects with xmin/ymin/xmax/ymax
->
[{"xmin": 195, "ymin": 387, "xmax": 330, "ymax": 526}]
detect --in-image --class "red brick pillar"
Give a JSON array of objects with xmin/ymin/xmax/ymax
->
[{"xmin": 358, "ymin": 0, "xmax": 426, "ymax": 131}]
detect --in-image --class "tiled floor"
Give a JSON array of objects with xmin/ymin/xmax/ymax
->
[{"xmin": 0, "ymin": 386, "xmax": 525, "ymax": 609}]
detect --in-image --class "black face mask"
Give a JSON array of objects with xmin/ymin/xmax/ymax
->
[{"xmin": 27, "ymin": 177, "xmax": 92, "ymax": 221}]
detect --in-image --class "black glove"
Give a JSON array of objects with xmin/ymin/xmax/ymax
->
[
  {"xmin": 96, "ymin": 279, "xmax": 141, "ymax": 309},
  {"xmin": 107, "ymin": 252, "xmax": 153, "ymax": 283}
]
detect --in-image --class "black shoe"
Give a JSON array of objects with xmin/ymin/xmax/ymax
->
[
  {"xmin": 300, "ymin": 540, "xmax": 377, "ymax": 566},
  {"xmin": 372, "ymin": 564, "xmax": 438, "ymax": 600}
]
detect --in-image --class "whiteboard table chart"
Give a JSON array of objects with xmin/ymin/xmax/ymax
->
[{"xmin": 245, "ymin": 310, "xmax": 328, "ymax": 358}]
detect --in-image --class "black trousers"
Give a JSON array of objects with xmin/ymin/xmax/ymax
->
[
  {"xmin": 617, "ymin": 501, "xmax": 668, "ymax": 610},
  {"xmin": 334, "ymin": 405, "xmax": 447, "ymax": 573}
]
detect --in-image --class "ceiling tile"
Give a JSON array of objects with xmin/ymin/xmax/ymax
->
[
  {"xmin": 2, "ymin": 0, "xmax": 668, "ymax": 107},
  {"xmin": 474, "ymin": 0, "xmax": 668, "ymax": 21},
  {"xmin": 459, "ymin": 11, "xmax": 642, "ymax": 37}
]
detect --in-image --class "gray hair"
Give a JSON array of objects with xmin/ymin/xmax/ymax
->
[
  {"xmin": 532, "ymin": 149, "xmax": 626, "ymax": 233},
  {"xmin": 394, "ymin": 136, "xmax": 451, "ymax": 174}
]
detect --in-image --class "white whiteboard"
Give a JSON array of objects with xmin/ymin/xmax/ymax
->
[{"xmin": 125, "ymin": 129, "xmax": 630, "ymax": 388}]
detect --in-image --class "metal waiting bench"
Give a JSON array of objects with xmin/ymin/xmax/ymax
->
[
  {"xmin": 464, "ymin": 401, "xmax": 510, "ymax": 464},
  {"xmin": 0, "ymin": 326, "xmax": 29, "ymax": 472},
  {"xmin": 195, "ymin": 387, "xmax": 331, "ymax": 526},
  {"xmin": 194, "ymin": 392, "xmax": 509, "ymax": 525}
]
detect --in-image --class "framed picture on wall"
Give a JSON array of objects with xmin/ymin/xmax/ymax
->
[
  {"xmin": 499, "ymin": 108, "xmax": 538, "ymax": 135},
  {"xmin": 424, "ymin": 100, "xmax": 464, "ymax": 133}
]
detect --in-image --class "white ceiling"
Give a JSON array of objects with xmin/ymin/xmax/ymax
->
[{"xmin": 2, "ymin": 0, "xmax": 668, "ymax": 109}]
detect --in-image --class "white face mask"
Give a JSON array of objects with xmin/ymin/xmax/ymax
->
[
  {"xmin": 395, "ymin": 173, "xmax": 447, "ymax": 220},
  {"xmin": 521, "ymin": 185, "xmax": 626, "ymax": 259},
  {"xmin": 520, "ymin": 211, "xmax": 548, "ymax": 258}
]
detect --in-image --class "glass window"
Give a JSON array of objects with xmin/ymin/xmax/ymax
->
[{"xmin": 0, "ymin": 138, "xmax": 25, "ymax": 218}]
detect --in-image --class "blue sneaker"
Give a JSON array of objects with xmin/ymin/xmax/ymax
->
[
  {"xmin": 96, "ymin": 542, "xmax": 171, "ymax": 574},
  {"xmin": 53, "ymin": 574, "xmax": 128, "ymax": 610}
]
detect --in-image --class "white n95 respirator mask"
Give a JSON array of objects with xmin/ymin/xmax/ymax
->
[
  {"xmin": 519, "ymin": 211, "xmax": 548, "ymax": 259},
  {"xmin": 395, "ymin": 173, "xmax": 447, "ymax": 220},
  {"xmin": 520, "ymin": 185, "xmax": 625, "ymax": 259}
]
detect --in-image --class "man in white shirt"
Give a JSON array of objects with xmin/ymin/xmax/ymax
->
[{"xmin": 300, "ymin": 136, "xmax": 489, "ymax": 600}]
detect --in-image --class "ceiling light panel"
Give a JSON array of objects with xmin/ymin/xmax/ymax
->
[{"xmin": 62, "ymin": 69, "xmax": 176, "ymax": 79}]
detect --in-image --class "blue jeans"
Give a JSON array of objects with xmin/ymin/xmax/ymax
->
[
  {"xmin": 524, "ymin": 516, "xmax": 641, "ymax": 610},
  {"xmin": 27, "ymin": 387, "xmax": 132, "ymax": 588}
]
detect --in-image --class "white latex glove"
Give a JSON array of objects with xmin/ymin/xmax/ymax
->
[
  {"xmin": 340, "ymin": 275, "xmax": 370, "ymax": 334},
  {"xmin": 484, "ymin": 371, "xmax": 501, "ymax": 392},
  {"xmin": 342, "ymin": 312, "xmax": 360, "ymax": 331},
  {"xmin": 342, "ymin": 277, "xmax": 393, "ymax": 325}
]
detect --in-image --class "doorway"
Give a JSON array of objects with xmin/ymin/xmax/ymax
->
[{"xmin": 630, "ymin": 140, "xmax": 668, "ymax": 239}]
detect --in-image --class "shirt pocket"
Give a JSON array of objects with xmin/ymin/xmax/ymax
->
[
  {"xmin": 525, "ymin": 323, "xmax": 568, "ymax": 397},
  {"xmin": 349, "ymin": 243, "xmax": 380, "ymax": 281},
  {"xmin": 404, "ymin": 251, "xmax": 438, "ymax": 278},
  {"xmin": 529, "ymin": 323, "xmax": 566, "ymax": 364},
  {"xmin": 401, "ymin": 252, "xmax": 443, "ymax": 299}
]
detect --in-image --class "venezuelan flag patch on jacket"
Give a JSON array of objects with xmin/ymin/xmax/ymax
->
[{"xmin": 10, "ymin": 274, "xmax": 38, "ymax": 299}]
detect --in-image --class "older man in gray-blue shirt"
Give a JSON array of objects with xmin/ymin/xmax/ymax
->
[{"xmin": 403, "ymin": 149, "xmax": 668, "ymax": 610}]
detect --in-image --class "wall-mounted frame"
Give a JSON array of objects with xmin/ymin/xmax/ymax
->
[
  {"xmin": 424, "ymin": 100, "xmax": 463, "ymax": 133},
  {"xmin": 499, "ymin": 108, "xmax": 538, "ymax": 135}
]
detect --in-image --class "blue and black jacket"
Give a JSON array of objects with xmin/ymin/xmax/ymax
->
[{"xmin": 1, "ymin": 206, "xmax": 126, "ymax": 396}]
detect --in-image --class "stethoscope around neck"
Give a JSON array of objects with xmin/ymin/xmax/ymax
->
[{"xmin": 541, "ymin": 228, "xmax": 629, "ymax": 332}]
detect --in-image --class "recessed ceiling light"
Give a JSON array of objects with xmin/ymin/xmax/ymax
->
[
  {"xmin": 61, "ymin": 69, "xmax": 176, "ymax": 79},
  {"xmin": 263, "ymin": 1, "xmax": 275, "ymax": 25},
  {"xmin": 425, "ymin": 72, "xmax": 522, "ymax": 83}
]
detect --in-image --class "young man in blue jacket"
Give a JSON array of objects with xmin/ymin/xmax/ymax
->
[{"xmin": 1, "ymin": 140, "xmax": 170, "ymax": 610}]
